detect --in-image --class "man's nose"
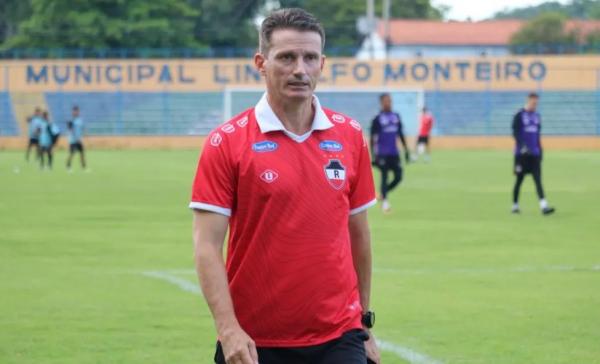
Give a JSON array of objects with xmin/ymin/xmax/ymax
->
[{"xmin": 293, "ymin": 59, "xmax": 308, "ymax": 76}]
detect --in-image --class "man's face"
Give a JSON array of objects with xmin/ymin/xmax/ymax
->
[
  {"xmin": 255, "ymin": 29, "xmax": 324, "ymax": 103},
  {"xmin": 526, "ymin": 97, "xmax": 538, "ymax": 111},
  {"xmin": 381, "ymin": 95, "xmax": 391, "ymax": 111},
  {"xmin": 73, "ymin": 109, "xmax": 79, "ymax": 117}
]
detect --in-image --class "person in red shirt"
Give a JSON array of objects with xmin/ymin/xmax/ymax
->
[
  {"xmin": 190, "ymin": 8, "xmax": 380, "ymax": 364},
  {"xmin": 414, "ymin": 106, "xmax": 434, "ymax": 162}
]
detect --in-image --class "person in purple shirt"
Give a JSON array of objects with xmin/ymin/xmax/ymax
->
[
  {"xmin": 512, "ymin": 92, "xmax": 555, "ymax": 215},
  {"xmin": 370, "ymin": 93, "xmax": 410, "ymax": 213}
]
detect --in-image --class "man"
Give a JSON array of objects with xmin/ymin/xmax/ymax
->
[
  {"xmin": 413, "ymin": 106, "xmax": 434, "ymax": 163},
  {"xmin": 38, "ymin": 111, "xmax": 53, "ymax": 170},
  {"xmin": 190, "ymin": 8, "xmax": 380, "ymax": 364},
  {"xmin": 370, "ymin": 93, "xmax": 410, "ymax": 213},
  {"xmin": 512, "ymin": 92, "xmax": 555, "ymax": 215},
  {"xmin": 66, "ymin": 106, "xmax": 87, "ymax": 171},
  {"xmin": 25, "ymin": 107, "xmax": 42, "ymax": 162}
]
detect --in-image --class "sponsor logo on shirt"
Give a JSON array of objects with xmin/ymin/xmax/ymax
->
[
  {"xmin": 331, "ymin": 114, "xmax": 346, "ymax": 123},
  {"xmin": 319, "ymin": 140, "xmax": 343, "ymax": 152},
  {"xmin": 260, "ymin": 169, "xmax": 278, "ymax": 183},
  {"xmin": 210, "ymin": 132, "xmax": 222, "ymax": 147},
  {"xmin": 221, "ymin": 124, "xmax": 235, "ymax": 133},
  {"xmin": 323, "ymin": 159, "xmax": 346, "ymax": 190},
  {"xmin": 350, "ymin": 119, "xmax": 362, "ymax": 131},
  {"xmin": 236, "ymin": 116, "xmax": 248, "ymax": 128},
  {"xmin": 524, "ymin": 125, "xmax": 539, "ymax": 133},
  {"xmin": 252, "ymin": 141, "xmax": 278, "ymax": 153}
]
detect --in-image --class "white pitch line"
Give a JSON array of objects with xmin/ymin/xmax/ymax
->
[
  {"xmin": 141, "ymin": 271, "xmax": 202, "ymax": 296},
  {"xmin": 377, "ymin": 339, "xmax": 444, "ymax": 364},
  {"xmin": 140, "ymin": 270, "xmax": 443, "ymax": 364}
]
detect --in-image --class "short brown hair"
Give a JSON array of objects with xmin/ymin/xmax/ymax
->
[
  {"xmin": 528, "ymin": 92, "xmax": 539, "ymax": 99},
  {"xmin": 259, "ymin": 8, "xmax": 325, "ymax": 55}
]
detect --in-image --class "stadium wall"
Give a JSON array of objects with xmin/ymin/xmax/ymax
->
[{"xmin": 1, "ymin": 55, "xmax": 599, "ymax": 150}]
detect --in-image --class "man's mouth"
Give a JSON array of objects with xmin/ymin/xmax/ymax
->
[{"xmin": 288, "ymin": 81, "xmax": 309, "ymax": 87}]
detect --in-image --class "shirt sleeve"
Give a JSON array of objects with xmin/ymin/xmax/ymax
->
[
  {"xmin": 349, "ymin": 132, "xmax": 377, "ymax": 215},
  {"xmin": 189, "ymin": 132, "xmax": 236, "ymax": 217}
]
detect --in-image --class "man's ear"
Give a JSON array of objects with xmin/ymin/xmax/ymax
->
[
  {"xmin": 320, "ymin": 54, "xmax": 326, "ymax": 72},
  {"xmin": 255, "ymin": 53, "xmax": 267, "ymax": 76}
]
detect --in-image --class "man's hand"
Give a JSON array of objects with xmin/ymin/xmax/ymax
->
[
  {"xmin": 365, "ymin": 331, "xmax": 381, "ymax": 364},
  {"xmin": 220, "ymin": 324, "xmax": 258, "ymax": 364}
]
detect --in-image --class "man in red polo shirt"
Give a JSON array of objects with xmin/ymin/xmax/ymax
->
[{"xmin": 190, "ymin": 8, "xmax": 380, "ymax": 364}]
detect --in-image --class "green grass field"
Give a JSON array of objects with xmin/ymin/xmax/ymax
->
[{"xmin": 1, "ymin": 149, "xmax": 599, "ymax": 364}]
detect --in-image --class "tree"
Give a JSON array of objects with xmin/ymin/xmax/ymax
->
[
  {"xmin": 510, "ymin": 12, "xmax": 579, "ymax": 54},
  {"xmin": 189, "ymin": 0, "xmax": 261, "ymax": 49},
  {"xmin": 494, "ymin": 0, "xmax": 600, "ymax": 20},
  {"xmin": 3, "ymin": 0, "xmax": 200, "ymax": 49},
  {"xmin": 0, "ymin": 0, "xmax": 31, "ymax": 46},
  {"xmin": 278, "ymin": 0, "xmax": 444, "ymax": 52}
]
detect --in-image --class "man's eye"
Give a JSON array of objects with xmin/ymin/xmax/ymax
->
[{"xmin": 281, "ymin": 54, "xmax": 294, "ymax": 61}]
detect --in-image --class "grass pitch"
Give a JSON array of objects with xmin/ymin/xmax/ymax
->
[{"xmin": 1, "ymin": 149, "xmax": 599, "ymax": 364}]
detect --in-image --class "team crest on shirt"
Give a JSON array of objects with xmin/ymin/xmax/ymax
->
[{"xmin": 323, "ymin": 159, "xmax": 346, "ymax": 190}]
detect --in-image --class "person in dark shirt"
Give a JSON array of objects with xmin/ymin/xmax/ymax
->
[
  {"xmin": 512, "ymin": 92, "xmax": 555, "ymax": 215},
  {"xmin": 370, "ymin": 93, "xmax": 410, "ymax": 213}
]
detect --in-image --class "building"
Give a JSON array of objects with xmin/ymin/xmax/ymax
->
[{"xmin": 357, "ymin": 19, "xmax": 600, "ymax": 59}]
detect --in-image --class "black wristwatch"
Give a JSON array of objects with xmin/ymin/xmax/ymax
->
[{"xmin": 362, "ymin": 311, "xmax": 375, "ymax": 329}]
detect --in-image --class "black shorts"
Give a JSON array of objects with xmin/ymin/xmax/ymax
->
[
  {"xmin": 214, "ymin": 329, "xmax": 369, "ymax": 364},
  {"xmin": 375, "ymin": 155, "xmax": 401, "ymax": 170},
  {"xmin": 417, "ymin": 135, "xmax": 430, "ymax": 144},
  {"xmin": 70, "ymin": 142, "xmax": 84, "ymax": 153},
  {"xmin": 514, "ymin": 155, "xmax": 541, "ymax": 175},
  {"xmin": 29, "ymin": 138, "xmax": 39, "ymax": 145}
]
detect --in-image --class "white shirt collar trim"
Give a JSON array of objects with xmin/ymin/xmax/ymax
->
[{"xmin": 254, "ymin": 93, "xmax": 333, "ymax": 142}]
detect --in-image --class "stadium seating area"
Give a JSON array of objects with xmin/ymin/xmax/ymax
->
[
  {"xmin": 0, "ymin": 92, "xmax": 18, "ymax": 136},
  {"xmin": 1, "ymin": 90, "xmax": 598, "ymax": 137},
  {"xmin": 427, "ymin": 91, "xmax": 599, "ymax": 135}
]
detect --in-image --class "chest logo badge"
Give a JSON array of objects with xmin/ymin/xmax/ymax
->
[
  {"xmin": 260, "ymin": 169, "xmax": 278, "ymax": 183},
  {"xmin": 319, "ymin": 140, "xmax": 343, "ymax": 152},
  {"xmin": 252, "ymin": 141, "xmax": 278, "ymax": 153},
  {"xmin": 324, "ymin": 159, "xmax": 346, "ymax": 190}
]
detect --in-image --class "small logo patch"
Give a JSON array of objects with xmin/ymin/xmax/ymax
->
[
  {"xmin": 350, "ymin": 119, "xmax": 362, "ymax": 131},
  {"xmin": 260, "ymin": 169, "xmax": 278, "ymax": 183},
  {"xmin": 332, "ymin": 114, "xmax": 346, "ymax": 123},
  {"xmin": 324, "ymin": 159, "xmax": 346, "ymax": 190},
  {"xmin": 319, "ymin": 140, "xmax": 343, "ymax": 152},
  {"xmin": 236, "ymin": 116, "xmax": 248, "ymax": 128},
  {"xmin": 210, "ymin": 132, "xmax": 222, "ymax": 147},
  {"xmin": 221, "ymin": 124, "xmax": 235, "ymax": 133},
  {"xmin": 252, "ymin": 141, "xmax": 278, "ymax": 153}
]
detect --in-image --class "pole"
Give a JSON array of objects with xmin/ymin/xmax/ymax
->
[
  {"xmin": 383, "ymin": 0, "xmax": 390, "ymax": 60},
  {"xmin": 367, "ymin": 0, "xmax": 375, "ymax": 60}
]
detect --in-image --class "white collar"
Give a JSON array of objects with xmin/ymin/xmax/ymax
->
[{"xmin": 254, "ymin": 92, "xmax": 333, "ymax": 143}]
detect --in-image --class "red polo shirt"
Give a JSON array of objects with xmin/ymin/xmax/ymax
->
[{"xmin": 190, "ymin": 93, "xmax": 376, "ymax": 347}]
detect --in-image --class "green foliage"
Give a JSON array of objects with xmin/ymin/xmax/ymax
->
[
  {"xmin": 494, "ymin": 0, "xmax": 600, "ymax": 20},
  {"xmin": 3, "ymin": 0, "xmax": 200, "ymax": 49},
  {"xmin": 279, "ymin": 0, "xmax": 443, "ymax": 51},
  {"xmin": 0, "ymin": 0, "xmax": 32, "ymax": 44},
  {"xmin": 510, "ymin": 12, "xmax": 579, "ymax": 52},
  {"xmin": 189, "ymin": 0, "xmax": 261, "ymax": 48}
]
